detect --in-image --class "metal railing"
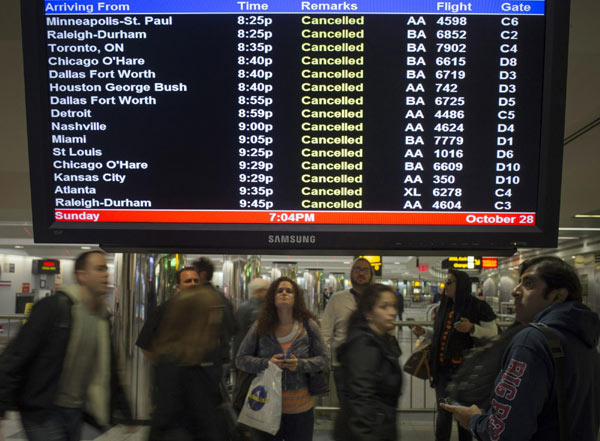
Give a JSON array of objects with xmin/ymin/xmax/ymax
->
[
  {"xmin": 0, "ymin": 314, "xmax": 26, "ymax": 351},
  {"xmin": 0, "ymin": 315, "xmax": 515, "ymax": 414}
]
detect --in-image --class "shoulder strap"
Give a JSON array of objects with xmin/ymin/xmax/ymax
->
[
  {"xmin": 529, "ymin": 323, "xmax": 570, "ymax": 441},
  {"xmin": 55, "ymin": 291, "xmax": 73, "ymax": 328},
  {"xmin": 253, "ymin": 328, "xmax": 259, "ymax": 356},
  {"xmin": 303, "ymin": 319, "xmax": 314, "ymax": 356}
]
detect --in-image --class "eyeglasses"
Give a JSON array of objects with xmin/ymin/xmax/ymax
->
[
  {"xmin": 352, "ymin": 267, "xmax": 371, "ymax": 273},
  {"xmin": 444, "ymin": 279, "xmax": 456, "ymax": 285},
  {"xmin": 276, "ymin": 288, "xmax": 294, "ymax": 294}
]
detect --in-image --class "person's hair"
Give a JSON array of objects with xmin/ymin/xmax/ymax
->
[
  {"xmin": 347, "ymin": 283, "xmax": 396, "ymax": 330},
  {"xmin": 74, "ymin": 251, "xmax": 105, "ymax": 272},
  {"xmin": 153, "ymin": 286, "xmax": 222, "ymax": 365},
  {"xmin": 192, "ymin": 257, "xmax": 214, "ymax": 281},
  {"xmin": 176, "ymin": 266, "xmax": 198, "ymax": 284},
  {"xmin": 519, "ymin": 256, "xmax": 582, "ymax": 302},
  {"xmin": 256, "ymin": 276, "xmax": 317, "ymax": 337},
  {"xmin": 248, "ymin": 277, "xmax": 269, "ymax": 296}
]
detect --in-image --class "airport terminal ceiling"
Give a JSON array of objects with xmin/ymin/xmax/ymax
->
[{"xmin": 0, "ymin": 0, "xmax": 599, "ymax": 262}]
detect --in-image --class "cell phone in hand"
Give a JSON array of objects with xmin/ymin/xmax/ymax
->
[{"xmin": 440, "ymin": 397, "xmax": 461, "ymax": 406}]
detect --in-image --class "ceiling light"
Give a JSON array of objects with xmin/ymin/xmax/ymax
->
[
  {"xmin": 559, "ymin": 228, "xmax": 600, "ymax": 231},
  {"xmin": 574, "ymin": 214, "xmax": 600, "ymax": 218},
  {"xmin": 14, "ymin": 245, "xmax": 24, "ymax": 249},
  {"xmin": 394, "ymin": 262, "xmax": 400, "ymax": 264},
  {"xmin": 557, "ymin": 237, "xmax": 578, "ymax": 240},
  {"xmin": 81, "ymin": 246, "xmax": 92, "ymax": 250},
  {"xmin": 343, "ymin": 262, "xmax": 350, "ymax": 264}
]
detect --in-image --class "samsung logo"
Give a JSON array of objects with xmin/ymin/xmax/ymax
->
[{"xmin": 268, "ymin": 235, "xmax": 316, "ymax": 244}]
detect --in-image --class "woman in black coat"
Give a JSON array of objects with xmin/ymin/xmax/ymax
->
[
  {"xmin": 149, "ymin": 286, "xmax": 225, "ymax": 441},
  {"xmin": 334, "ymin": 283, "xmax": 403, "ymax": 441},
  {"xmin": 412, "ymin": 269, "xmax": 497, "ymax": 441}
]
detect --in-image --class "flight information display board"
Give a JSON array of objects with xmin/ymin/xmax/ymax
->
[{"xmin": 22, "ymin": 0, "xmax": 570, "ymax": 252}]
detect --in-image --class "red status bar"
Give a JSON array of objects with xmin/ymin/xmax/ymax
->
[{"xmin": 54, "ymin": 210, "xmax": 536, "ymax": 226}]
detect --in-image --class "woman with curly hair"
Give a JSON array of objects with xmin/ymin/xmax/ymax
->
[{"xmin": 236, "ymin": 276, "xmax": 328, "ymax": 441}]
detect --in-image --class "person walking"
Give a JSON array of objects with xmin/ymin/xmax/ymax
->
[
  {"xmin": 334, "ymin": 283, "xmax": 403, "ymax": 441},
  {"xmin": 0, "ymin": 251, "xmax": 133, "ymax": 441},
  {"xmin": 149, "ymin": 286, "xmax": 225, "ymax": 441}
]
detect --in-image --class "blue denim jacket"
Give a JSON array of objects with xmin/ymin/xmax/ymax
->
[{"xmin": 235, "ymin": 319, "xmax": 329, "ymax": 392}]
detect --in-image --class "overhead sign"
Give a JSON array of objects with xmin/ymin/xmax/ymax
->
[
  {"xmin": 32, "ymin": 259, "xmax": 60, "ymax": 274},
  {"xmin": 442, "ymin": 256, "xmax": 482, "ymax": 270},
  {"xmin": 482, "ymin": 257, "xmax": 499, "ymax": 269},
  {"xmin": 418, "ymin": 264, "xmax": 429, "ymax": 273},
  {"xmin": 357, "ymin": 255, "xmax": 382, "ymax": 276}
]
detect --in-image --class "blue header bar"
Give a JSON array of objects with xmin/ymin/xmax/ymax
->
[{"xmin": 44, "ymin": 1, "xmax": 545, "ymax": 15}]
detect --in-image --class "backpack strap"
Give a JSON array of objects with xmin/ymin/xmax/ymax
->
[
  {"xmin": 303, "ymin": 319, "xmax": 314, "ymax": 356},
  {"xmin": 55, "ymin": 291, "xmax": 73, "ymax": 329},
  {"xmin": 528, "ymin": 322, "xmax": 570, "ymax": 441}
]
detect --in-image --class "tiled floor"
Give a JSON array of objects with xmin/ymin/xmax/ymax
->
[{"xmin": 1, "ymin": 410, "xmax": 459, "ymax": 441}]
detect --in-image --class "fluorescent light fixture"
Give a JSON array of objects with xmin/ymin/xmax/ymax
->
[
  {"xmin": 574, "ymin": 214, "xmax": 600, "ymax": 218},
  {"xmin": 81, "ymin": 246, "xmax": 92, "ymax": 250},
  {"xmin": 559, "ymin": 228, "xmax": 600, "ymax": 231},
  {"xmin": 14, "ymin": 245, "xmax": 24, "ymax": 249},
  {"xmin": 557, "ymin": 236, "xmax": 579, "ymax": 240}
]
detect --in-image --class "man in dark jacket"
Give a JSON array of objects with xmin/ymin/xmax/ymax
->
[
  {"xmin": 0, "ymin": 251, "xmax": 133, "ymax": 441},
  {"xmin": 193, "ymin": 257, "xmax": 237, "ymax": 370},
  {"xmin": 442, "ymin": 256, "xmax": 600, "ymax": 441}
]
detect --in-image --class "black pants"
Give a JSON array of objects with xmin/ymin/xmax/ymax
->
[
  {"xmin": 21, "ymin": 407, "xmax": 83, "ymax": 441},
  {"xmin": 332, "ymin": 366, "xmax": 346, "ymax": 408},
  {"xmin": 251, "ymin": 409, "xmax": 314, "ymax": 441},
  {"xmin": 435, "ymin": 368, "xmax": 472, "ymax": 441}
]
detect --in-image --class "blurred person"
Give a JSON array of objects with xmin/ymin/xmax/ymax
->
[
  {"xmin": 0, "ymin": 251, "xmax": 133, "ymax": 441},
  {"xmin": 412, "ymin": 268, "xmax": 497, "ymax": 441},
  {"xmin": 193, "ymin": 257, "xmax": 237, "ymax": 371},
  {"xmin": 136, "ymin": 266, "xmax": 200, "ymax": 361},
  {"xmin": 321, "ymin": 258, "xmax": 374, "ymax": 400},
  {"xmin": 233, "ymin": 277, "xmax": 270, "ymax": 359},
  {"xmin": 441, "ymin": 256, "xmax": 600, "ymax": 441},
  {"xmin": 149, "ymin": 286, "xmax": 225, "ymax": 441},
  {"xmin": 236, "ymin": 277, "xmax": 328, "ymax": 441},
  {"xmin": 334, "ymin": 283, "xmax": 402, "ymax": 441}
]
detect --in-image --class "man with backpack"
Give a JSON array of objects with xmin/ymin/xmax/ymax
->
[
  {"xmin": 442, "ymin": 256, "xmax": 600, "ymax": 441},
  {"xmin": 0, "ymin": 251, "xmax": 133, "ymax": 441}
]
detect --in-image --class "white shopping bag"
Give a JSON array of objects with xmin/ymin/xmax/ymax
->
[{"xmin": 237, "ymin": 362, "xmax": 282, "ymax": 435}]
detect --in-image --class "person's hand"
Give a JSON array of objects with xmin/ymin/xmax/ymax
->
[
  {"xmin": 282, "ymin": 353, "xmax": 299, "ymax": 371},
  {"xmin": 439, "ymin": 403, "xmax": 482, "ymax": 429},
  {"xmin": 454, "ymin": 317, "xmax": 474, "ymax": 334},
  {"xmin": 412, "ymin": 325, "xmax": 425, "ymax": 337},
  {"xmin": 269, "ymin": 354, "xmax": 286, "ymax": 369}
]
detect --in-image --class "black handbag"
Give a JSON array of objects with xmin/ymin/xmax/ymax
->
[
  {"xmin": 232, "ymin": 370, "xmax": 256, "ymax": 412},
  {"xmin": 304, "ymin": 319, "xmax": 330, "ymax": 396},
  {"xmin": 232, "ymin": 332, "xmax": 259, "ymax": 412}
]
